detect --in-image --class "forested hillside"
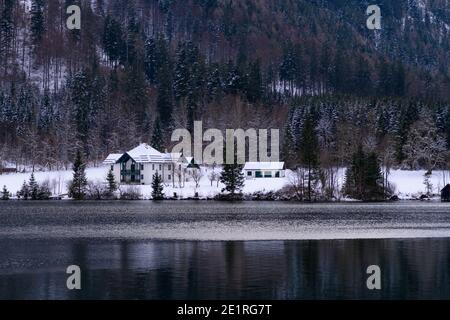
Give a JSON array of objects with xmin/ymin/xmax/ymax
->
[{"xmin": 0, "ymin": 0, "xmax": 449, "ymax": 171}]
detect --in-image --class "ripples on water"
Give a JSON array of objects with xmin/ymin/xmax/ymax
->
[
  {"xmin": 0, "ymin": 201, "xmax": 449, "ymax": 299},
  {"xmin": 0, "ymin": 201, "xmax": 449, "ymax": 240}
]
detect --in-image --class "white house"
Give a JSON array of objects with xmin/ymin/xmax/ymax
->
[
  {"xmin": 243, "ymin": 162, "xmax": 285, "ymax": 179},
  {"xmin": 103, "ymin": 143, "xmax": 182, "ymax": 185}
]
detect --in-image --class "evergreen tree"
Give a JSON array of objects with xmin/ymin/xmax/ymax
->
[
  {"xmin": 355, "ymin": 57, "xmax": 373, "ymax": 96},
  {"xmin": 106, "ymin": 169, "xmax": 118, "ymax": 194},
  {"xmin": 246, "ymin": 60, "xmax": 263, "ymax": 102},
  {"xmin": 206, "ymin": 63, "xmax": 223, "ymax": 101},
  {"xmin": 151, "ymin": 172, "xmax": 164, "ymax": 200},
  {"xmin": 1, "ymin": 185, "xmax": 10, "ymax": 200},
  {"xmin": 300, "ymin": 114, "xmax": 320, "ymax": 201},
  {"xmin": 68, "ymin": 150, "xmax": 88, "ymax": 200},
  {"xmin": 124, "ymin": 62, "xmax": 148, "ymax": 116},
  {"xmin": 37, "ymin": 182, "xmax": 51, "ymax": 200},
  {"xmin": 30, "ymin": 0, "xmax": 45, "ymax": 47},
  {"xmin": 155, "ymin": 36, "xmax": 173, "ymax": 130},
  {"xmin": 29, "ymin": 173, "xmax": 39, "ymax": 200},
  {"xmin": 225, "ymin": 60, "xmax": 242, "ymax": 94},
  {"xmin": 0, "ymin": 0, "xmax": 14, "ymax": 69},
  {"xmin": 103, "ymin": 15, "xmax": 124, "ymax": 65},
  {"xmin": 173, "ymin": 42, "xmax": 190, "ymax": 100},
  {"xmin": 377, "ymin": 59, "xmax": 394, "ymax": 96},
  {"xmin": 220, "ymin": 164, "xmax": 245, "ymax": 198},
  {"xmin": 396, "ymin": 102, "xmax": 419, "ymax": 163},
  {"xmin": 17, "ymin": 181, "xmax": 29, "ymax": 200},
  {"xmin": 365, "ymin": 152, "xmax": 385, "ymax": 200},
  {"xmin": 156, "ymin": 67, "xmax": 173, "ymax": 130},
  {"xmin": 344, "ymin": 145, "xmax": 366, "ymax": 200},
  {"xmin": 344, "ymin": 146, "xmax": 385, "ymax": 201},
  {"xmin": 282, "ymin": 119, "xmax": 296, "ymax": 167},
  {"xmin": 279, "ymin": 42, "xmax": 297, "ymax": 92},
  {"xmin": 69, "ymin": 70, "xmax": 93, "ymax": 146},
  {"xmin": 123, "ymin": 9, "xmax": 141, "ymax": 66},
  {"xmin": 151, "ymin": 118, "xmax": 164, "ymax": 151},
  {"xmin": 144, "ymin": 37, "xmax": 158, "ymax": 83},
  {"xmin": 393, "ymin": 62, "xmax": 406, "ymax": 96},
  {"xmin": 38, "ymin": 90, "xmax": 53, "ymax": 132}
]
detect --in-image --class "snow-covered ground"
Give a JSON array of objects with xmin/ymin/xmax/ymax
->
[{"xmin": 0, "ymin": 166, "xmax": 448, "ymax": 200}]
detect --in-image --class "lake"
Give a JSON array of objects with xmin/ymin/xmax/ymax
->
[{"xmin": 0, "ymin": 201, "xmax": 449, "ymax": 299}]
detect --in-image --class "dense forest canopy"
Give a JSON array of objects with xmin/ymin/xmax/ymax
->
[{"xmin": 0, "ymin": 0, "xmax": 449, "ymax": 171}]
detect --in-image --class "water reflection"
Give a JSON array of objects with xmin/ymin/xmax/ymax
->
[{"xmin": 0, "ymin": 238, "xmax": 449, "ymax": 299}]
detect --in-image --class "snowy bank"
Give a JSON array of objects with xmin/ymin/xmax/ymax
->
[{"xmin": 0, "ymin": 167, "xmax": 448, "ymax": 200}]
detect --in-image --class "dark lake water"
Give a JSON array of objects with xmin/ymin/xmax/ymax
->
[{"xmin": 0, "ymin": 201, "xmax": 450, "ymax": 299}]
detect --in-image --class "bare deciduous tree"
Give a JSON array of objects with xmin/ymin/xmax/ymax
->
[{"xmin": 190, "ymin": 169, "xmax": 203, "ymax": 191}]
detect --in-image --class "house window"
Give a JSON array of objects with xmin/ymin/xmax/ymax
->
[
  {"xmin": 275, "ymin": 171, "xmax": 280, "ymax": 178},
  {"xmin": 121, "ymin": 175, "xmax": 125, "ymax": 182},
  {"xmin": 140, "ymin": 164, "xmax": 144, "ymax": 170},
  {"xmin": 152, "ymin": 164, "xmax": 155, "ymax": 170},
  {"xmin": 111, "ymin": 165, "xmax": 114, "ymax": 171},
  {"xmin": 168, "ymin": 175, "xmax": 171, "ymax": 180},
  {"xmin": 168, "ymin": 165, "xmax": 172, "ymax": 171},
  {"xmin": 247, "ymin": 171, "xmax": 252, "ymax": 176},
  {"xmin": 159, "ymin": 164, "xmax": 162, "ymax": 171},
  {"xmin": 141, "ymin": 175, "xmax": 144, "ymax": 180},
  {"xmin": 264, "ymin": 171, "xmax": 272, "ymax": 178},
  {"xmin": 255, "ymin": 171, "xmax": 262, "ymax": 178}
]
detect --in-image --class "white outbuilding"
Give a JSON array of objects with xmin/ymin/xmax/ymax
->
[{"xmin": 243, "ymin": 162, "xmax": 285, "ymax": 179}]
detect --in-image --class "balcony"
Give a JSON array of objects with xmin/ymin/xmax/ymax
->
[{"xmin": 121, "ymin": 170, "xmax": 141, "ymax": 176}]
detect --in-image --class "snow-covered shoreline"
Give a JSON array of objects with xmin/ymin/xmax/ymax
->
[{"xmin": 0, "ymin": 166, "xmax": 448, "ymax": 201}]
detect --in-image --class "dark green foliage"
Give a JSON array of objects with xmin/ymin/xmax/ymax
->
[
  {"xmin": 69, "ymin": 70, "xmax": 94, "ymax": 145},
  {"xmin": 300, "ymin": 114, "xmax": 320, "ymax": 201},
  {"xmin": 68, "ymin": 150, "xmax": 88, "ymax": 200},
  {"xmin": 151, "ymin": 118, "xmax": 164, "ymax": 151},
  {"xmin": 37, "ymin": 182, "xmax": 51, "ymax": 200},
  {"xmin": 0, "ymin": 0, "xmax": 14, "ymax": 69},
  {"xmin": 151, "ymin": 172, "xmax": 165, "ymax": 200},
  {"xmin": 1, "ymin": 185, "xmax": 10, "ymax": 200},
  {"xmin": 106, "ymin": 169, "xmax": 117, "ymax": 194},
  {"xmin": 344, "ymin": 146, "xmax": 385, "ymax": 201},
  {"xmin": 246, "ymin": 60, "xmax": 263, "ymax": 103},
  {"xmin": 29, "ymin": 173, "xmax": 39, "ymax": 200},
  {"xmin": 103, "ymin": 15, "xmax": 124, "ymax": 64},
  {"xmin": 19, "ymin": 175, "xmax": 51, "ymax": 200},
  {"xmin": 220, "ymin": 164, "xmax": 245, "ymax": 198},
  {"xmin": 153, "ymin": 36, "xmax": 174, "ymax": 130},
  {"xmin": 30, "ymin": 0, "xmax": 45, "ymax": 46},
  {"xmin": 17, "ymin": 181, "xmax": 30, "ymax": 200}
]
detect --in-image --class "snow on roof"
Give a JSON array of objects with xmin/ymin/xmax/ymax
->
[
  {"xmin": 103, "ymin": 144, "xmax": 182, "ymax": 164},
  {"xmin": 128, "ymin": 143, "xmax": 161, "ymax": 158},
  {"xmin": 103, "ymin": 153, "xmax": 123, "ymax": 164},
  {"xmin": 244, "ymin": 162, "xmax": 285, "ymax": 170},
  {"xmin": 125, "ymin": 143, "xmax": 166, "ymax": 163}
]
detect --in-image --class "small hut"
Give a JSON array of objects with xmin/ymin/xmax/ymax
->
[{"xmin": 441, "ymin": 184, "xmax": 450, "ymax": 202}]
